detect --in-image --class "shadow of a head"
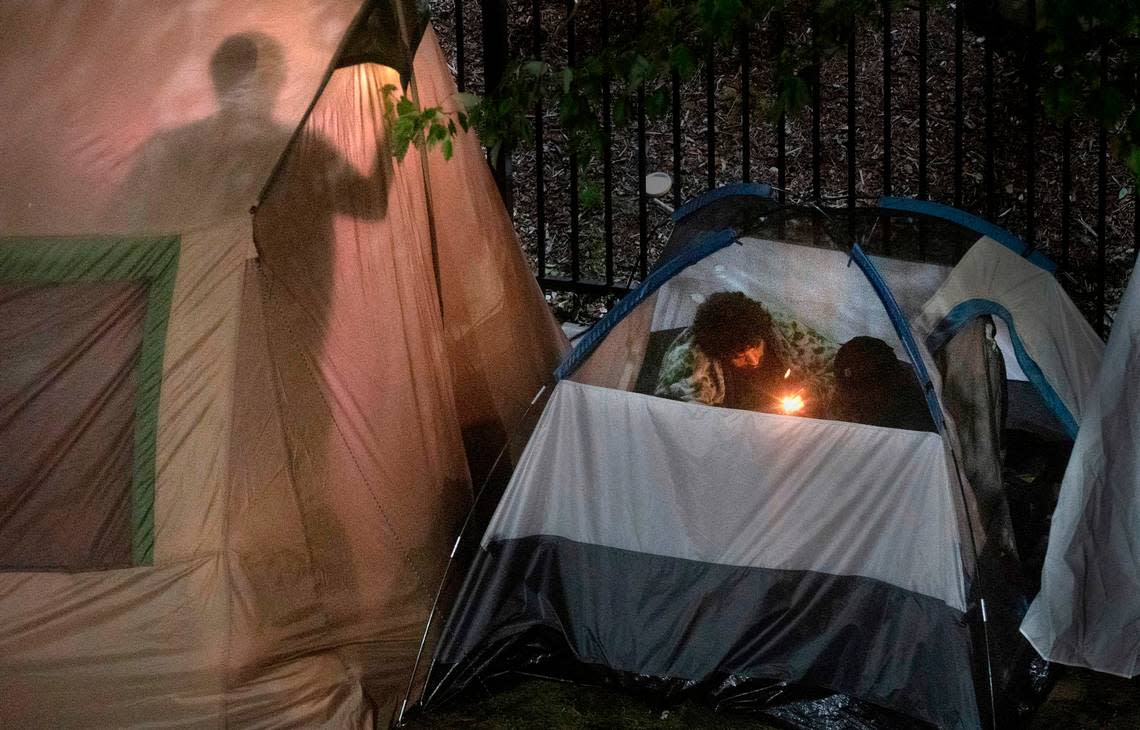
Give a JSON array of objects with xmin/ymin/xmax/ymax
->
[{"xmin": 210, "ymin": 33, "xmax": 285, "ymax": 119}]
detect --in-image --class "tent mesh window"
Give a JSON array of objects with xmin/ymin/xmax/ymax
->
[{"xmin": 0, "ymin": 236, "xmax": 179, "ymax": 570}]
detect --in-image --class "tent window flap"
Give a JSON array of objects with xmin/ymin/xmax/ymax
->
[{"xmin": 0, "ymin": 236, "xmax": 179, "ymax": 569}]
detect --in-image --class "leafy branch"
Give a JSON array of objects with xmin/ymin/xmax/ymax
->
[{"xmin": 387, "ymin": 0, "xmax": 1140, "ymax": 182}]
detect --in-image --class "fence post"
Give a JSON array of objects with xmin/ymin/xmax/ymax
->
[{"xmin": 480, "ymin": 0, "xmax": 512, "ymax": 204}]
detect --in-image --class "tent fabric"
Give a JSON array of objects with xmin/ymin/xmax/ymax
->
[
  {"xmin": 0, "ymin": 1, "xmax": 365, "ymax": 236},
  {"xmin": 1021, "ymin": 266, "xmax": 1140, "ymax": 677},
  {"xmin": 487, "ymin": 381, "xmax": 967, "ymax": 611},
  {"xmin": 0, "ymin": 235, "xmax": 182, "ymax": 565},
  {"xmin": 1, "ymin": 4, "xmax": 566, "ymax": 726},
  {"xmin": 914, "ymin": 237, "xmax": 1104, "ymax": 432},
  {"xmin": 433, "ymin": 380, "xmax": 979, "ymax": 729},
  {"xmin": 0, "ymin": 280, "xmax": 145, "ymax": 570}
]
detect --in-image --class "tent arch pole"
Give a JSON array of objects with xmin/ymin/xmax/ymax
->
[
  {"xmin": 396, "ymin": 380, "xmax": 552, "ymax": 725},
  {"xmin": 849, "ymin": 243, "xmax": 1000, "ymax": 729},
  {"xmin": 554, "ymin": 228, "xmax": 739, "ymax": 381},
  {"xmin": 671, "ymin": 183, "xmax": 776, "ymax": 224},
  {"xmin": 878, "ymin": 196, "xmax": 1057, "ymax": 273}
]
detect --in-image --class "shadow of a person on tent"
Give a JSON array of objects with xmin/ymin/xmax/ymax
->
[
  {"xmin": 126, "ymin": 31, "xmax": 416, "ymax": 637},
  {"xmin": 122, "ymin": 33, "xmax": 300, "ymax": 230}
]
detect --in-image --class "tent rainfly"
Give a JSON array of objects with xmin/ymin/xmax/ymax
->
[
  {"xmin": 1022, "ymin": 263, "xmax": 1140, "ymax": 678},
  {"xmin": 416, "ymin": 187, "xmax": 1106, "ymax": 730},
  {"xmin": 0, "ymin": 1, "xmax": 566, "ymax": 726}
]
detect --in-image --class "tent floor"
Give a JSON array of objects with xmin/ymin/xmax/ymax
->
[{"xmin": 406, "ymin": 669, "xmax": 1140, "ymax": 729}]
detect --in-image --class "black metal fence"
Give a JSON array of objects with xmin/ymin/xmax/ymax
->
[{"xmin": 437, "ymin": 0, "xmax": 1139, "ymax": 334}]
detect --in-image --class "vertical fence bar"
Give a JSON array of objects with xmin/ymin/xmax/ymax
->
[
  {"xmin": 637, "ymin": 4, "xmax": 648, "ymax": 281},
  {"xmin": 812, "ymin": 6, "xmax": 821, "ymax": 203},
  {"xmin": 567, "ymin": 0, "xmax": 579, "ymax": 282},
  {"xmin": 881, "ymin": 0, "xmax": 892, "ymax": 252},
  {"xmin": 1061, "ymin": 120, "xmax": 1072, "ymax": 270},
  {"xmin": 602, "ymin": 23, "xmax": 614, "ymax": 285},
  {"xmin": 776, "ymin": 13, "xmax": 787, "ymax": 202},
  {"xmin": 455, "ymin": 0, "xmax": 465, "ymax": 92},
  {"xmin": 1025, "ymin": 0, "xmax": 1037, "ymax": 247},
  {"xmin": 741, "ymin": 24, "xmax": 752, "ymax": 184},
  {"xmin": 953, "ymin": 0, "xmax": 964, "ymax": 207},
  {"xmin": 482, "ymin": 0, "xmax": 510, "ymax": 198},
  {"xmin": 881, "ymin": 0, "xmax": 892, "ymax": 198},
  {"xmin": 706, "ymin": 45, "xmax": 716, "ymax": 190},
  {"xmin": 672, "ymin": 69, "xmax": 683, "ymax": 209},
  {"xmin": 983, "ymin": 0, "xmax": 996, "ymax": 218},
  {"xmin": 847, "ymin": 28, "xmax": 857, "ymax": 213},
  {"xmin": 918, "ymin": 0, "xmax": 929, "ymax": 199},
  {"xmin": 1097, "ymin": 49, "xmax": 1108, "ymax": 336},
  {"xmin": 532, "ymin": 0, "xmax": 545, "ymax": 279}
]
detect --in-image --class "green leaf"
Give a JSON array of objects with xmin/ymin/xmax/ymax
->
[
  {"xmin": 453, "ymin": 92, "xmax": 481, "ymax": 111},
  {"xmin": 614, "ymin": 97, "xmax": 630, "ymax": 127},
  {"xmin": 442, "ymin": 138, "xmax": 454, "ymax": 161},
  {"xmin": 628, "ymin": 54, "xmax": 653, "ymax": 87},
  {"xmin": 523, "ymin": 60, "xmax": 548, "ymax": 78},
  {"xmin": 670, "ymin": 44, "xmax": 696, "ymax": 78},
  {"xmin": 562, "ymin": 67, "xmax": 574, "ymax": 95}
]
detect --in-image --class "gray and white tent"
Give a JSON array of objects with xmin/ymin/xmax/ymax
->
[
  {"xmin": 1022, "ymin": 263, "xmax": 1140, "ymax": 677},
  {"xmin": 413, "ymin": 187, "xmax": 1105, "ymax": 729}
]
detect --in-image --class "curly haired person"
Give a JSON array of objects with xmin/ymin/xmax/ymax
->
[{"xmin": 655, "ymin": 291, "xmax": 837, "ymax": 416}]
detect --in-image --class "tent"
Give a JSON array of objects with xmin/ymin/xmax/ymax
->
[
  {"xmin": 417, "ymin": 187, "xmax": 1104, "ymax": 729},
  {"xmin": 1021, "ymin": 262, "xmax": 1140, "ymax": 677},
  {"xmin": 0, "ymin": 1, "xmax": 566, "ymax": 726}
]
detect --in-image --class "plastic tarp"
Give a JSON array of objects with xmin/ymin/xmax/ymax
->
[
  {"xmin": 1021, "ymin": 266, "xmax": 1140, "ymax": 677},
  {"xmin": 432, "ymin": 380, "xmax": 980, "ymax": 729},
  {"xmin": 914, "ymin": 237, "xmax": 1104, "ymax": 434}
]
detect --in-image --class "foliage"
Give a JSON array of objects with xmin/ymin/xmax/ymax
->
[
  {"xmin": 386, "ymin": 0, "xmax": 880, "ymax": 166},
  {"xmin": 1037, "ymin": 0, "xmax": 1140, "ymax": 177},
  {"xmin": 385, "ymin": 0, "xmax": 1140, "ymax": 182}
]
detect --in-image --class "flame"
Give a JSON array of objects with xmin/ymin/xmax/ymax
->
[
  {"xmin": 780, "ymin": 394, "xmax": 805, "ymax": 414},
  {"xmin": 784, "ymin": 368, "xmax": 791, "ymax": 379}
]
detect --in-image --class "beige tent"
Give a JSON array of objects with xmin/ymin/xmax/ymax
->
[{"xmin": 0, "ymin": 1, "xmax": 566, "ymax": 726}]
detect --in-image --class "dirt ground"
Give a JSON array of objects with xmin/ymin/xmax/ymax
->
[{"xmin": 408, "ymin": 669, "xmax": 1140, "ymax": 729}]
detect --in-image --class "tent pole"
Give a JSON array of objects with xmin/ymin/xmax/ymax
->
[{"xmin": 395, "ymin": 382, "xmax": 550, "ymax": 725}]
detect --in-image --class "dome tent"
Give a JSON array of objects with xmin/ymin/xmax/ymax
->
[
  {"xmin": 414, "ymin": 186, "xmax": 1104, "ymax": 729},
  {"xmin": 0, "ymin": 1, "xmax": 566, "ymax": 726}
]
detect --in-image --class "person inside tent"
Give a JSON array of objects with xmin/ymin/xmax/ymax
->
[
  {"xmin": 830, "ymin": 336, "xmax": 936, "ymax": 432},
  {"xmin": 655, "ymin": 291, "xmax": 837, "ymax": 417}
]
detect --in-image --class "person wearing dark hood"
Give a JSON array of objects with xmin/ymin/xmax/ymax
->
[{"xmin": 831, "ymin": 336, "xmax": 936, "ymax": 431}]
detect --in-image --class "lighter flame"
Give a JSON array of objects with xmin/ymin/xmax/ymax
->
[
  {"xmin": 780, "ymin": 394, "xmax": 805, "ymax": 414},
  {"xmin": 784, "ymin": 368, "xmax": 791, "ymax": 379}
]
